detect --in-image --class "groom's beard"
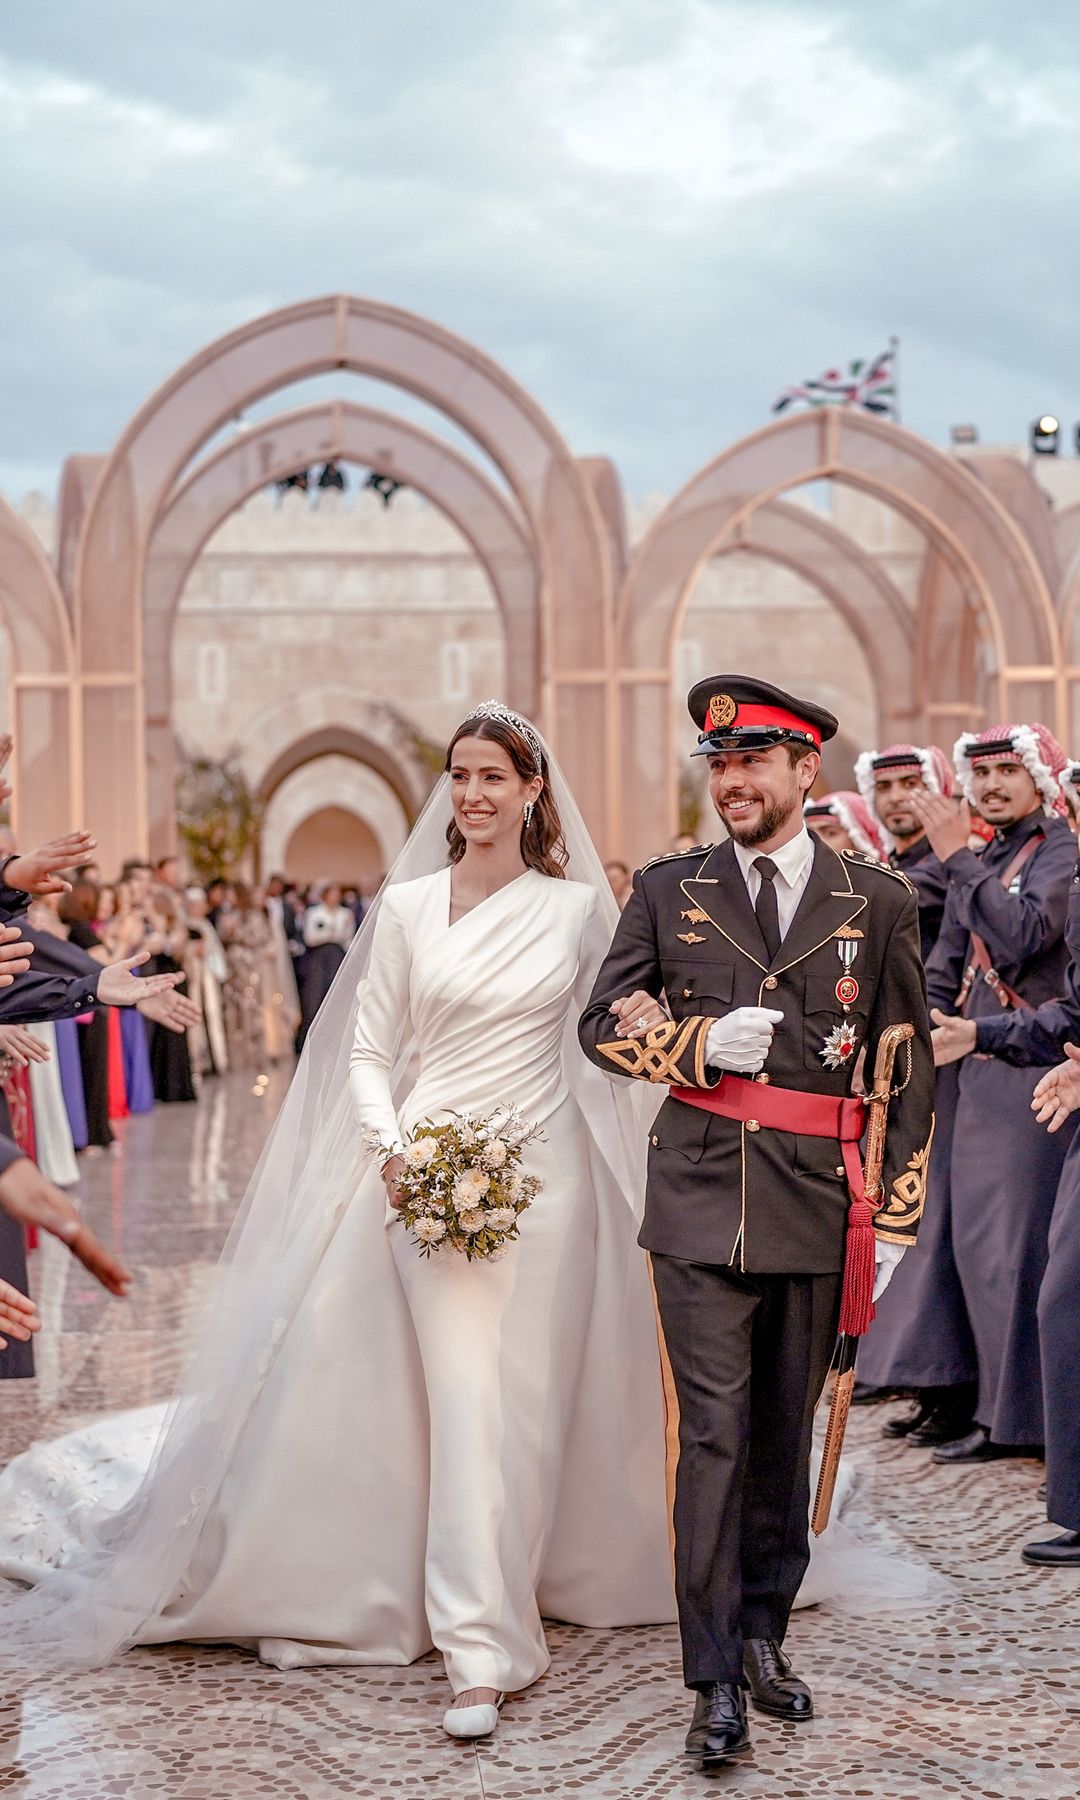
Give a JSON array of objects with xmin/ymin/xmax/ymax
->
[{"xmin": 718, "ymin": 789, "xmax": 800, "ymax": 848}]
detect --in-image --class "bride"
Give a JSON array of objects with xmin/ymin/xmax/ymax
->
[{"xmin": 0, "ymin": 702, "xmax": 675, "ymax": 1736}]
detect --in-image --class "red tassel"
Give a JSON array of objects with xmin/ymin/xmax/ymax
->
[{"xmin": 838, "ymin": 1196, "xmax": 877, "ymax": 1336}]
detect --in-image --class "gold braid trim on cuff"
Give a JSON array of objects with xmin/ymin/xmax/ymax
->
[
  {"xmin": 596, "ymin": 1015, "xmax": 706, "ymax": 1084},
  {"xmin": 872, "ymin": 1115, "xmax": 936, "ymax": 1238}
]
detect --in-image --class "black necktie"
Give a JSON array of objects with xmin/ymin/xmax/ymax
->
[{"xmin": 753, "ymin": 856, "xmax": 781, "ymax": 962}]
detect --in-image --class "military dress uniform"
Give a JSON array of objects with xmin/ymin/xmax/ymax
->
[{"xmin": 578, "ymin": 680, "xmax": 935, "ymax": 1694}]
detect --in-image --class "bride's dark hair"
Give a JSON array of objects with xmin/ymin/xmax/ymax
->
[{"xmin": 445, "ymin": 714, "xmax": 568, "ymax": 879}]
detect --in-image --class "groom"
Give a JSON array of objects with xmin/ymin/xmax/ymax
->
[{"xmin": 579, "ymin": 676, "xmax": 934, "ymax": 1770}]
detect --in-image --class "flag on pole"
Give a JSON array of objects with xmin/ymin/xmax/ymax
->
[{"xmin": 772, "ymin": 346, "xmax": 897, "ymax": 417}]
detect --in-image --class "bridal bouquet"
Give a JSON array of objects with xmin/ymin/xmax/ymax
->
[{"xmin": 363, "ymin": 1107, "xmax": 542, "ymax": 1262}]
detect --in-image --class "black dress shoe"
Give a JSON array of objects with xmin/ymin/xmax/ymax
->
[
  {"xmin": 882, "ymin": 1401, "xmax": 935, "ymax": 1440},
  {"xmin": 1021, "ymin": 1530, "xmax": 1080, "ymax": 1567},
  {"xmin": 685, "ymin": 1683, "xmax": 751, "ymax": 1767},
  {"xmin": 907, "ymin": 1407, "xmax": 976, "ymax": 1448},
  {"xmin": 742, "ymin": 1638, "xmax": 813, "ymax": 1720},
  {"xmin": 932, "ymin": 1426, "xmax": 1015, "ymax": 1464}
]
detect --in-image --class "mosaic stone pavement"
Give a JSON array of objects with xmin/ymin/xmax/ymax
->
[{"xmin": 2, "ymin": 1067, "xmax": 1079, "ymax": 1798}]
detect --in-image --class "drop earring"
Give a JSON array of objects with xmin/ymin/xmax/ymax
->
[{"xmin": 523, "ymin": 801, "xmax": 534, "ymax": 828}]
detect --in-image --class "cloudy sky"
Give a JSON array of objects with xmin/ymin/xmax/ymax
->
[{"xmin": 4, "ymin": 0, "xmax": 1080, "ymax": 501}]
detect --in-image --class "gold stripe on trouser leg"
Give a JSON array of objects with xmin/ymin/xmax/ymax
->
[{"xmin": 646, "ymin": 1252, "xmax": 678, "ymax": 1567}]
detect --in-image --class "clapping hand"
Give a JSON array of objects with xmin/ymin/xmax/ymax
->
[
  {"xmin": 96, "ymin": 952, "xmax": 184, "ymax": 1007},
  {"xmin": 909, "ymin": 790, "xmax": 971, "ymax": 863},
  {"xmin": 0, "ymin": 1275, "xmax": 40, "ymax": 1350},
  {"xmin": 0, "ymin": 1158, "xmax": 132, "ymax": 1297},
  {"xmin": 609, "ymin": 990, "xmax": 671, "ymax": 1039},
  {"xmin": 930, "ymin": 1008, "xmax": 977, "ymax": 1066},
  {"xmin": 4, "ymin": 830, "xmax": 98, "ymax": 897},
  {"xmin": 0, "ymin": 924, "xmax": 31, "ymax": 989},
  {"xmin": 1031, "ymin": 1044, "xmax": 1080, "ymax": 1133}
]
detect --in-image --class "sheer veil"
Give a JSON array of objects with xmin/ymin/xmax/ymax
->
[{"xmin": 0, "ymin": 724, "xmax": 653, "ymax": 1669}]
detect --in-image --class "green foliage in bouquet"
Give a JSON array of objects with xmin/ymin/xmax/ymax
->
[
  {"xmin": 365, "ymin": 1108, "xmax": 542, "ymax": 1262},
  {"xmin": 176, "ymin": 743, "xmax": 266, "ymax": 883}
]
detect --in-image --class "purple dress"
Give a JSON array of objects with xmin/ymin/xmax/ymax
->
[
  {"xmin": 54, "ymin": 1016, "xmax": 88, "ymax": 1151},
  {"xmin": 121, "ymin": 1006, "xmax": 155, "ymax": 1113}
]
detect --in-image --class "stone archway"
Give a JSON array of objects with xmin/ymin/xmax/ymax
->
[
  {"xmin": 615, "ymin": 408, "xmax": 1060, "ymax": 862},
  {"xmin": 74, "ymin": 295, "xmax": 613, "ymax": 868},
  {"xmin": 0, "ymin": 497, "xmax": 79, "ymax": 844},
  {"xmin": 144, "ymin": 399, "xmax": 538, "ymax": 855},
  {"xmin": 260, "ymin": 754, "xmax": 410, "ymax": 880}
]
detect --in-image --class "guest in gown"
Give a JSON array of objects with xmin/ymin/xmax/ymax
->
[
  {"xmin": 58, "ymin": 884, "xmax": 114, "ymax": 1150},
  {"xmin": 262, "ymin": 878, "xmax": 300, "ymax": 1059},
  {"xmin": 184, "ymin": 887, "xmax": 229, "ymax": 1076},
  {"xmin": 297, "ymin": 881, "xmax": 355, "ymax": 1049},
  {"xmin": 142, "ymin": 887, "xmax": 197, "ymax": 1104},
  {"xmin": 99, "ymin": 880, "xmax": 155, "ymax": 1113},
  {"xmin": 219, "ymin": 884, "xmax": 272, "ymax": 1070}
]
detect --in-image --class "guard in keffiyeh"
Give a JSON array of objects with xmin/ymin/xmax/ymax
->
[
  {"xmin": 851, "ymin": 741, "xmax": 976, "ymax": 1440},
  {"xmin": 578, "ymin": 676, "xmax": 933, "ymax": 1771},
  {"xmin": 803, "ymin": 790, "xmax": 887, "ymax": 862},
  {"xmin": 903, "ymin": 723, "xmax": 1079, "ymax": 1470}
]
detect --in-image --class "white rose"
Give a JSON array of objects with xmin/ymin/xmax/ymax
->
[
  {"xmin": 459, "ymin": 1207, "xmax": 486, "ymax": 1234},
  {"xmin": 414, "ymin": 1216, "xmax": 447, "ymax": 1244},
  {"xmin": 405, "ymin": 1137, "xmax": 438, "ymax": 1168},
  {"xmin": 483, "ymin": 1138, "xmax": 508, "ymax": 1169},
  {"xmin": 459, "ymin": 1123, "xmax": 477, "ymax": 1147},
  {"xmin": 485, "ymin": 1207, "xmax": 516, "ymax": 1232}
]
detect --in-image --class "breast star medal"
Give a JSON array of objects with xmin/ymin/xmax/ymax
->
[{"xmin": 820, "ymin": 1021, "xmax": 859, "ymax": 1070}]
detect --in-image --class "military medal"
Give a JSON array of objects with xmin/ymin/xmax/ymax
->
[
  {"xmin": 677, "ymin": 931, "xmax": 707, "ymax": 945},
  {"xmin": 820, "ymin": 1021, "xmax": 859, "ymax": 1069},
  {"xmin": 834, "ymin": 925, "xmax": 864, "ymax": 1012},
  {"xmin": 680, "ymin": 907, "xmax": 708, "ymax": 924}
]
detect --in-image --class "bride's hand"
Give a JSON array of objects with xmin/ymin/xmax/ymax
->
[
  {"xmin": 610, "ymin": 990, "xmax": 671, "ymax": 1039},
  {"xmin": 382, "ymin": 1154, "xmax": 407, "ymax": 1209}
]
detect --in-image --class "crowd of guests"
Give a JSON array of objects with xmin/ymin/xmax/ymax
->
[
  {"xmin": 609, "ymin": 725, "xmax": 1080, "ymax": 1574},
  {"xmin": 0, "ymin": 728, "xmax": 369, "ymax": 1384}
]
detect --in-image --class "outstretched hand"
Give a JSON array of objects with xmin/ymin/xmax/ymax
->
[
  {"xmin": 5, "ymin": 830, "xmax": 98, "ymax": 897},
  {"xmin": 97, "ymin": 952, "xmax": 184, "ymax": 1008},
  {"xmin": 0, "ymin": 1275, "xmax": 40, "ymax": 1350},
  {"xmin": 0, "ymin": 1158, "xmax": 132, "ymax": 1296},
  {"xmin": 0, "ymin": 1024, "xmax": 51, "ymax": 1066},
  {"xmin": 0, "ymin": 924, "xmax": 31, "ymax": 990},
  {"xmin": 136, "ymin": 989, "xmax": 201, "ymax": 1033},
  {"xmin": 1031, "ymin": 1043, "xmax": 1080, "ymax": 1133}
]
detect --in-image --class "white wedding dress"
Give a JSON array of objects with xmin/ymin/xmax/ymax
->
[{"xmin": 0, "ymin": 866, "xmax": 676, "ymax": 1686}]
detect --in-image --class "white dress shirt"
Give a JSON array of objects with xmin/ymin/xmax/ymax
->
[{"xmin": 732, "ymin": 826, "xmax": 815, "ymax": 942}]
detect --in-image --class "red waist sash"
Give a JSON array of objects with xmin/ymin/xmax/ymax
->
[{"xmin": 670, "ymin": 1077, "xmax": 876, "ymax": 1335}]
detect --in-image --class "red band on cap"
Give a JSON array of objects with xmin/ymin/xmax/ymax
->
[{"xmin": 708, "ymin": 702, "xmax": 820, "ymax": 746}]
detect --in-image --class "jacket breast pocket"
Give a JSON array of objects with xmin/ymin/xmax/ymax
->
[
  {"xmin": 666, "ymin": 963, "xmax": 735, "ymax": 1014},
  {"xmin": 803, "ymin": 970, "xmax": 869, "ymax": 1072}
]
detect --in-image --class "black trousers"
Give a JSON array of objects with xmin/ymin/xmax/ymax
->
[
  {"xmin": 1040, "ymin": 1141, "xmax": 1080, "ymax": 1533},
  {"xmin": 650, "ymin": 1254, "xmax": 841, "ymax": 1688}
]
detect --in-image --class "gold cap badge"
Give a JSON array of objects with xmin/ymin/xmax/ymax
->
[{"xmin": 708, "ymin": 693, "xmax": 737, "ymax": 730}]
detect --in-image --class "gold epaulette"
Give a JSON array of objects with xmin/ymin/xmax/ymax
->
[
  {"xmin": 640, "ymin": 843, "xmax": 715, "ymax": 873},
  {"xmin": 841, "ymin": 849, "xmax": 915, "ymax": 893}
]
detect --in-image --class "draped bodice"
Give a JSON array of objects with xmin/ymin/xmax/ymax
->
[{"xmin": 349, "ymin": 869, "xmax": 604, "ymax": 1143}]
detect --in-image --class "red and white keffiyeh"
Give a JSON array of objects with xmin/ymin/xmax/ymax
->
[
  {"xmin": 804, "ymin": 790, "xmax": 887, "ymax": 861},
  {"xmin": 854, "ymin": 743, "xmax": 955, "ymax": 852},
  {"xmin": 953, "ymin": 723, "xmax": 1068, "ymax": 818}
]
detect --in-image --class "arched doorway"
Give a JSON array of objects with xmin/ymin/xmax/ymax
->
[
  {"xmin": 0, "ymin": 496, "xmax": 78, "ymax": 845},
  {"xmin": 260, "ymin": 751, "xmax": 411, "ymax": 882},
  {"xmin": 616, "ymin": 409, "xmax": 1060, "ymax": 863},
  {"xmin": 145, "ymin": 399, "xmax": 537, "ymax": 855},
  {"xmin": 74, "ymin": 295, "xmax": 613, "ymax": 869}
]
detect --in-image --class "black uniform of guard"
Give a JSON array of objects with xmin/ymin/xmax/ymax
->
[
  {"xmin": 578, "ymin": 679, "xmax": 934, "ymax": 1755},
  {"xmin": 923, "ymin": 804, "xmax": 1078, "ymax": 1450},
  {"xmin": 891, "ymin": 837, "xmax": 949, "ymax": 964}
]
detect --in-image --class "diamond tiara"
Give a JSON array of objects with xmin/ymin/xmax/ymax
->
[{"xmin": 463, "ymin": 700, "xmax": 544, "ymax": 773}]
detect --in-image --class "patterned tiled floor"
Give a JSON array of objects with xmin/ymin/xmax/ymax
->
[{"xmin": 2, "ymin": 1068, "xmax": 1079, "ymax": 1798}]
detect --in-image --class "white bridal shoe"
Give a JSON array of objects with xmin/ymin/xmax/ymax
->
[{"xmin": 442, "ymin": 1692, "xmax": 505, "ymax": 1739}]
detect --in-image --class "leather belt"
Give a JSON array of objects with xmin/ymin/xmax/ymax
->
[{"xmin": 671, "ymin": 1076, "xmax": 867, "ymax": 1199}]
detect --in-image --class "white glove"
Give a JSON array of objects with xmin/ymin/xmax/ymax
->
[
  {"xmin": 872, "ymin": 1240, "xmax": 906, "ymax": 1303},
  {"xmin": 705, "ymin": 1008, "xmax": 784, "ymax": 1075}
]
